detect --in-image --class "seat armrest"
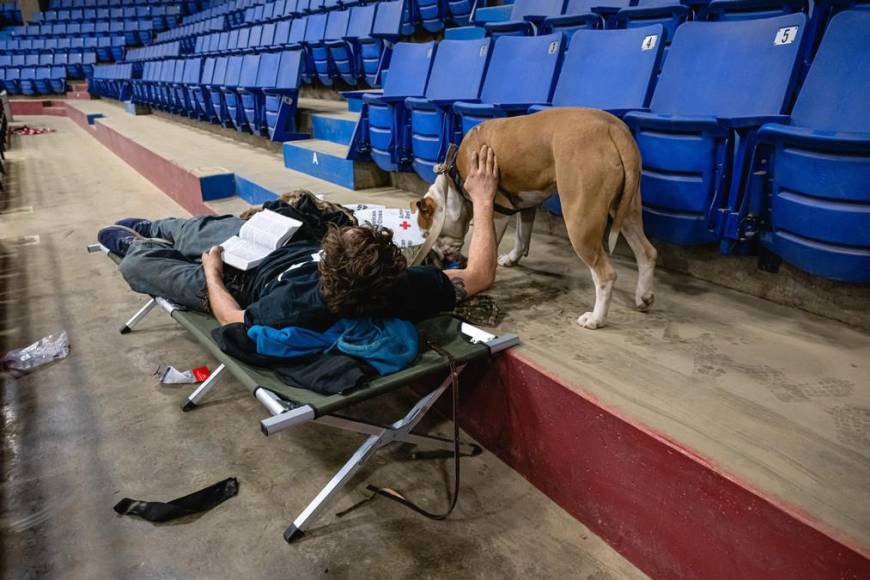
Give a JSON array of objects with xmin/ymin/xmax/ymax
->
[
  {"xmin": 615, "ymin": 4, "xmax": 689, "ymax": 19},
  {"xmin": 623, "ymin": 111, "xmax": 721, "ymax": 132},
  {"xmin": 605, "ymin": 107, "xmax": 648, "ymax": 119},
  {"xmin": 758, "ymin": 123, "xmax": 870, "ymax": 152},
  {"xmin": 405, "ymin": 96, "xmax": 437, "ymax": 110},
  {"xmin": 484, "ymin": 20, "xmax": 534, "ymax": 35},
  {"xmin": 541, "ymin": 12, "xmax": 602, "ymax": 30},
  {"xmin": 717, "ymin": 114, "xmax": 789, "ymax": 129},
  {"xmin": 456, "ymin": 101, "xmax": 533, "ymax": 115},
  {"xmin": 528, "ymin": 104, "xmax": 552, "ymax": 113},
  {"xmin": 363, "ymin": 92, "xmax": 406, "ymax": 105}
]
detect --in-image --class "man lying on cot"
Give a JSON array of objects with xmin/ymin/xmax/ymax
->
[{"xmin": 98, "ymin": 147, "xmax": 500, "ymax": 336}]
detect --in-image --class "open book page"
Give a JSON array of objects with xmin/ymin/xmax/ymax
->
[
  {"xmin": 220, "ymin": 235, "xmax": 270, "ymax": 271},
  {"xmin": 239, "ymin": 209, "xmax": 302, "ymax": 251}
]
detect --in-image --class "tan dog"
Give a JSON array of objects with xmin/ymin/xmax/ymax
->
[{"xmin": 412, "ymin": 108, "xmax": 657, "ymax": 329}]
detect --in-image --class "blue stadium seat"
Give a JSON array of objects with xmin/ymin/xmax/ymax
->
[
  {"xmin": 67, "ymin": 52, "xmax": 84, "ymax": 78},
  {"xmin": 39, "ymin": 54, "xmax": 54, "ymax": 66},
  {"xmin": 543, "ymin": 0, "xmax": 635, "ymax": 36},
  {"xmin": 46, "ymin": 38, "xmax": 60, "ymax": 52},
  {"xmin": 111, "ymin": 36, "xmax": 126, "ymax": 62},
  {"xmin": 406, "ymin": 38, "xmax": 492, "ymax": 182},
  {"xmin": 180, "ymin": 58, "xmax": 203, "ymax": 116},
  {"xmin": 612, "ymin": 0, "xmax": 691, "ymax": 46},
  {"xmin": 274, "ymin": 18, "xmax": 292, "ymax": 46},
  {"xmin": 50, "ymin": 65, "xmax": 67, "ymax": 94},
  {"xmin": 622, "ymin": 14, "xmax": 806, "ymax": 246},
  {"xmin": 311, "ymin": 9, "xmax": 350, "ymax": 85},
  {"xmin": 124, "ymin": 20, "xmax": 140, "ymax": 46},
  {"xmin": 239, "ymin": 51, "xmax": 276, "ymax": 135},
  {"xmin": 5, "ymin": 67, "xmax": 20, "ymax": 95},
  {"xmin": 0, "ymin": 55, "xmax": 10, "ymax": 67},
  {"xmin": 25, "ymin": 54, "xmax": 40, "ymax": 67},
  {"xmin": 752, "ymin": 10, "xmax": 870, "ymax": 282},
  {"xmin": 82, "ymin": 52, "xmax": 97, "ymax": 79},
  {"xmin": 355, "ymin": 41, "xmax": 436, "ymax": 172},
  {"xmin": 222, "ymin": 55, "xmax": 247, "ymax": 128},
  {"xmin": 20, "ymin": 67, "xmax": 37, "ymax": 95},
  {"xmin": 67, "ymin": 22, "xmax": 81, "ymax": 36},
  {"xmin": 190, "ymin": 57, "xmax": 216, "ymax": 121},
  {"xmin": 453, "ymin": 32, "xmax": 565, "ymax": 134},
  {"xmin": 298, "ymin": 12, "xmax": 328, "ymax": 84},
  {"xmin": 417, "ymin": 0, "xmax": 449, "ymax": 32},
  {"xmin": 247, "ymin": 25, "xmax": 263, "ymax": 53},
  {"xmin": 36, "ymin": 66, "xmax": 52, "ymax": 95},
  {"xmin": 230, "ymin": 53, "xmax": 261, "ymax": 131},
  {"xmin": 325, "ymin": 4, "xmax": 376, "ymax": 86},
  {"xmin": 58, "ymin": 38, "xmax": 71, "ymax": 52},
  {"xmin": 262, "ymin": 49, "xmax": 305, "ymax": 141},
  {"xmin": 259, "ymin": 22, "xmax": 276, "ymax": 49},
  {"xmin": 485, "ymin": 0, "xmax": 567, "ymax": 36},
  {"xmin": 53, "ymin": 53, "xmax": 68, "ymax": 68},
  {"xmin": 354, "ymin": 0, "xmax": 408, "ymax": 87},
  {"xmin": 705, "ymin": 0, "xmax": 806, "ymax": 21},
  {"xmin": 0, "ymin": 69, "xmax": 5, "ymax": 94},
  {"xmin": 139, "ymin": 20, "xmax": 154, "ymax": 45},
  {"xmin": 531, "ymin": 25, "xmax": 663, "ymax": 115},
  {"xmin": 96, "ymin": 37, "xmax": 112, "ymax": 63}
]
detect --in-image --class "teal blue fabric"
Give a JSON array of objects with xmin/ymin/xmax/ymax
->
[{"xmin": 248, "ymin": 318, "xmax": 418, "ymax": 375}]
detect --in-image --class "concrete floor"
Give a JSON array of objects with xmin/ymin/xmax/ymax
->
[
  {"xmin": 43, "ymin": 102, "xmax": 870, "ymax": 550},
  {"xmin": 0, "ymin": 117, "xmax": 647, "ymax": 578}
]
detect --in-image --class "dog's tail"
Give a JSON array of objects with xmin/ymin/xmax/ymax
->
[{"xmin": 607, "ymin": 123, "xmax": 642, "ymax": 254}]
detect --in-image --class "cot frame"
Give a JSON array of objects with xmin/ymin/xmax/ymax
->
[{"xmin": 88, "ymin": 243, "xmax": 518, "ymax": 542}]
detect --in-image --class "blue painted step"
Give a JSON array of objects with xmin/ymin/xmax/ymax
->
[
  {"xmin": 309, "ymin": 112, "xmax": 357, "ymax": 146},
  {"xmin": 283, "ymin": 139, "xmax": 387, "ymax": 190}
]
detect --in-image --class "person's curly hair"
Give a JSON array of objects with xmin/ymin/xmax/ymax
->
[{"xmin": 319, "ymin": 224, "xmax": 408, "ymax": 318}]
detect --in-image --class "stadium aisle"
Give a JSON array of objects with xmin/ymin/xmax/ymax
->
[{"xmin": 0, "ymin": 116, "xmax": 646, "ymax": 579}]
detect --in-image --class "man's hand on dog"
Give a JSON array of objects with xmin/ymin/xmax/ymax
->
[
  {"xmin": 201, "ymin": 246, "xmax": 224, "ymax": 279},
  {"xmin": 464, "ymin": 145, "xmax": 499, "ymax": 207}
]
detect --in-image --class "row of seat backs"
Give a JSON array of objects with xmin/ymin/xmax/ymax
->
[
  {"xmin": 0, "ymin": 53, "xmax": 99, "ymax": 66},
  {"xmin": 48, "ymin": 0, "xmax": 188, "ymax": 8},
  {"xmin": 0, "ymin": 52, "xmax": 97, "ymax": 67},
  {"xmin": 0, "ymin": 36, "xmax": 129, "ymax": 53},
  {"xmin": 194, "ymin": 0, "xmax": 407, "ymax": 55},
  {"xmin": 125, "ymin": 41, "xmax": 183, "ymax": 62},
  {"xmin": 15, "ymin": 19, "xmax": 157, "ymax": 38},
  {"xmin": 155, "ymin": 15, "xmax": 227, "ymax": 41},
  {"xmin": 92, "ymin": 62, "xmax": 133, "ymax": 79},
  {"xmin": 0, "ymin": 66, "xmax": 68, "ymax": 80},
  {"xmin": 138, "ymin": 50, "xmax": 304, "ymax": 90},
  {"xmin": 185, "ymin": 0, "xmax": 262, "ymax": 23},
  {"xmin": 380, "ymin": 26, "xmax": 668, "ymax": 111},
  {"xmin": 35, "ymin": 5, "xmax": 180, "ymax": 21},
  {"xmin": 384, "ymin": 13, "xmax": 808, "ymax": 130}
]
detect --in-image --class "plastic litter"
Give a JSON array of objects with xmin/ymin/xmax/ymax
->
[
  {"xmin": 2, "ymin": 331, "xmax": 70, "ymax": 372},
  {"xmin": 12, "ymin": 125, "xmax": 56, "ymax": 136},
  {"xmin": 156, "ymin": 365, "xmax": 210, "ymax": 384}
]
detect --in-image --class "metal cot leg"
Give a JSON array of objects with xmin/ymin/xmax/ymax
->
[
  {"xmin": 120, "ymin": 298, "xmax": 156, "ymax": 334},
  {"xmin": 182, "ymin": 363, "xmax": 226, "ymax": 412}
]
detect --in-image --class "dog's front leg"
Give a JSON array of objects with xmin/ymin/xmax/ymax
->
[{"xmin": 498, "ymin": 208, "xmax": 536, "ymax": 267}]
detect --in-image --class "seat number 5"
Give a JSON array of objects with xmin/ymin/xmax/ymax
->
[{"xmin": 774, "ymin": 26, "xmax": 798, "ymax": 46}]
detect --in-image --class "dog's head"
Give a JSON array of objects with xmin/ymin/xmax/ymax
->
[{"xmin": 411, "ymin": 173, "xmax": 472, "ymax": 264}]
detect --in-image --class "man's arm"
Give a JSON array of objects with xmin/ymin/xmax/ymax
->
[
  {"xmin": 444, "ymin": 145, "xmax": 499, "ymax": 299},
  {"xmin": 201, "ymin": 246, "xmax": 245, "ymax": 325}
]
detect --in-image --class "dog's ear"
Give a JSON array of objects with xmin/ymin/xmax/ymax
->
[{"xmin": 414, "ymin": 197, "xmax": 438, "ymax": 229}]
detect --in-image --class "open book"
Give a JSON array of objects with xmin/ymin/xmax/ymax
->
[{"xmin": 220, "ymin": 209, "xmax": 302, "ymax": 271}]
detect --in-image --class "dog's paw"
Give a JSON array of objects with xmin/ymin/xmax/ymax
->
[
  {"xmin": 576, "ymin": 312, "xmax": 605, "ymax": 330},
  {"xmin": 636, "ymin": 292, "xmax": 655, "ymax": 312},
  {"xmin": 498, "ymin": 252, "xmax": 522, "ymax": 267}
]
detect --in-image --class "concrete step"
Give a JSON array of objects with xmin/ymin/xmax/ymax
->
[{"xmin": 282, "ymin": 138, "xmax": 387, "ymax": 190}]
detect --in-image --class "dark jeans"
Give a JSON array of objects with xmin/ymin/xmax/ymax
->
[{"xmin": 118, "ymin": 215, "xmax": 245, "ymax": 311}]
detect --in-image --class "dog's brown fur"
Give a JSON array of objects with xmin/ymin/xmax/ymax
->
[{"xmin": 436, "ymin": 108, "xmax": 658, "ymax": 329}]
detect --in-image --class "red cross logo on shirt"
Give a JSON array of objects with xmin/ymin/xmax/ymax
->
[{"xmin": 400, "ymin": 220, "xmax": 411, "ymax": 230}]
